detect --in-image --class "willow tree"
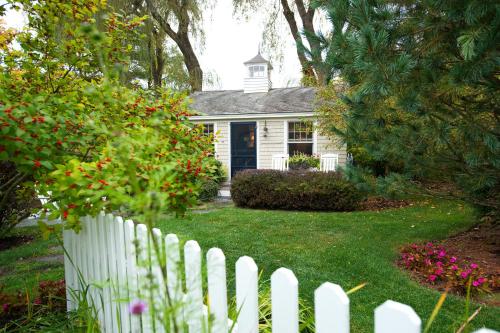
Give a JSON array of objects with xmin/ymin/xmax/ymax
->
[
  {"xmin": 234, "ymin": 0, "xmax": 327, "ymax": 85},
  {"xmin": 143, "ymin": 0, "xmax": 207, "ymax": 91}
]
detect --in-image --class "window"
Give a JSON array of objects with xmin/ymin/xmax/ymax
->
[
  {"xmin": 249, "ymin": 65, "xmax": 265, "ymax": 78},
  {"xmin": 287, "ymin": 121, "xmax": 313, "ymax": 156},
  {"xmin": 202, "ymin": 123, "xmax": 214, "ymax": 138}
]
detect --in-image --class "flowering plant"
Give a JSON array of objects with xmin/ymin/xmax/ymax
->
[{"xmin": 400, "ymin": 242, "xmax": 496, "ymax": 294}]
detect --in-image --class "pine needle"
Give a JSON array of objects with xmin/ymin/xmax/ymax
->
[{"xmin": 456, "ymin": 307, "xmax": 482, "ymax": 333}]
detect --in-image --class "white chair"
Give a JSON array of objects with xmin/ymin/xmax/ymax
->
[
  {"xmin": 320, "ymin": 153, "xmax": 339, "ymax": 172},
  {"xmin": 271, "ymin": 154, "xmax": 289, "ymax": 171}
]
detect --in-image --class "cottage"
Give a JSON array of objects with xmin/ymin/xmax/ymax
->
[{"xmin": 190, "ymin": 53, "xmax": 346, "ymax": 181}]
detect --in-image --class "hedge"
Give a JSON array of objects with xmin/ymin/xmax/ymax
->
[{"xmin": 231, "ymin": 170, "xmax": 362, "ymax": 211}]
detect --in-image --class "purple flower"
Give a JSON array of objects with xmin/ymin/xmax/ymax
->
[
  {"xmin": 428, "ymin": 274, "xmax": 437, "ymax": 282},
  {"xmin": 470, "ymin": 263, "xmax": 478, "ymax": 269},
  {"xmin": 129, "ymin": 299, "xmax": 148, "ymax": 315},
  {"xmin": 449, "ymin": 256, "xmax": 457, "ymax": 263},
  {"xmin": 451, "ymin": 265, "xmax": 459, "ymax": 271},
  {"xmin": 438, "ymin": 250, "xmax": 446, "ymax": 258}
]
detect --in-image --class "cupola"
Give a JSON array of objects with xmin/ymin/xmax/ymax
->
[{"xmin": 243, "ymin": 52, "xmax": 272, "ymax": 93}]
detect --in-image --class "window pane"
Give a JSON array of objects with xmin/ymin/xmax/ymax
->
[
  {"xmin": 288, "ymin": 143, "xmax": 313, "ymax": 156},
  {"xmin": 288, "ymin": 121, "xmax": 313, "ymax": 142}
]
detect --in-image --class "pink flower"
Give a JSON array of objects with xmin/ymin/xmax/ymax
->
[
  {"xmin": 470, "ymin": 263, "xmax": 478, "ymax": 269},
  {"xmin": 436, "ymin": 261, "xmax": 443, "ymax": 267},
  {"xmin": 461, "ymin": 270, "xmax": 471, "ymax": 279},
  {"xmin": 2, "ymin": 303, "xmax": 8, "ymax": 312},
  {"xmin": 428, "ymin": 275, "xmax": 437, "ymax": 282},
  {"xmin": 472, "ymin": 279, "xmax": 483, "ymax": 287},
  {"xmin": 438, "ymin": 250, "xmax": 446, "ymax": 258},
  {"xmin": 451, "ymin": 265, "xmax": 459, "ymax": 271},
  {"xmin": 129, "ymin": 299, "xmax": 148, "ymax": 315},
  {"xmin": 426, "ymin": 242, "xmax": 433, "ymax": 247},
  {"xmin": 435, "ymin": 268, "xmax": 444, "ymax": 275},
  {"xmin": 450, "ymin": 256, "xmax": 457, "ymax": 263},
  {"xmin": 34, "ymin": 298, "xmax": 42, "ymax": 305},
  {"xmin": 425, "ymin": 259, "xmax": 432, "ymax": 266}
]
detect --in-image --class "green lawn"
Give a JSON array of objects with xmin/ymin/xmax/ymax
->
[
  {"xmin": 0, "ymin": 228, "xmax": 63, "ymax": 293},
  {"xmin": 1, "ymin": 199, "xmax": 499, "ymax": 332},
  {"xmin": 156, "ymin": 199, "xmax": 500, "ymax": 333}
]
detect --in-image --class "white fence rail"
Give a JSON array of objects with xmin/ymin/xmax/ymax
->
[{"xmin": 64, "ymin": 213, "xmax": 497, "ymax": 333}]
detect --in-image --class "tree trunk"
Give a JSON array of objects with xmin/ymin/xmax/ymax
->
[
  {"xmin": 145, "ymin": 0, "xmax": 204, "ymax": 92},
  {"xmin": 280, "ymin": 0, "xmax": 316, "ymax": 80},
  {"xmin": 151, "ymin": 29, "xmax": 165, "ymax": 89}
]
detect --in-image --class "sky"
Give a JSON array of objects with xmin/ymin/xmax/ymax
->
[{"xmin": 3, "ymin": 0, "xmax": 304, "ymax": 90}]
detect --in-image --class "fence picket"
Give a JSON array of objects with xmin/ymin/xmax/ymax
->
[
  {"xmin": 271, "ymin": 268, "xmax": 299, "ymax": 333},
  {"xmin": 152, "ymin": 228, "xmax": 166, "ymax": 333},
  {"xmin": 207, "ymin": 248, "xmax": 229, "ymax": 333},
  {"xmin": 165, "ymin": 234, "xmax": 184, "ymax": 332},
  {"xmin": 136, "ymin": 224, "xmax": 152, "ymax": 333},
  {"xmin": 315, "ymin": 282, "xmax": 349, "ymax": 333},
  {"xmin": 235, "ymin": 256, "xmax": 258, "ymax": 333},
  {"xmin": 124, "ymin": 220, "xmax": 140, "ymax": 332},
  {"xmin": 97, "ymin": 212, "xmax": 114, "ymax": 333},
  {"xmin": 375, "ymin": 300, "xmax": 421, "ymax": 333},
  {"xmin": 63, "ymin": 214, "xmax": 499, "ymax": 333},
  {"xmin": 62, "ymin": 229, "xmax": 74, "ymax": 311},
  {"xmin": 184, "ymin": 240, "xmax": 203, "ymax": 333},
  {"xmin": 113, "ymin": 216, "xmax": 130, "ymax": 333}
]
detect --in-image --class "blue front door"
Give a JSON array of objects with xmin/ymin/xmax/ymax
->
[{"xmin": 231, "ymin": 122, "xmax": 257, "ymax": 177}]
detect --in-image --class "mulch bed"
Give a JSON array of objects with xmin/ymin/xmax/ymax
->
[
  {"xmin": 440, "ymin": 222, "xmax": 500, "ymax": 279},
  {"xmin": 359, "ymin": 197, "xmax": 412, "ymax": 211},
  {"xmin": 0, "ymin": 235, "xmax": 35, "ymax": 252}
]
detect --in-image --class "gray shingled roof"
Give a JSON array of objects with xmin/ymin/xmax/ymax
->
[{"xmin": 190, "ymin": 87, "xmax": 317, "ymax": 116}]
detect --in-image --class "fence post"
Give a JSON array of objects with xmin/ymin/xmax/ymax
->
[
  {"xmin": 271, "ymin": 268, "xmax": 299, "ymax": 333},
  {"xmin": 236, "ymin": 256, "xmax": 258, "ymax": 333},
  {"xmin": 184, "ymin": 240, "xmax": 203, "ymax": 333},
  {"xmin": 375, "ymin": 300, "xmax": 421, "ymax": 333},
  {"xmin": 315, "ymin": 282, "xmax": 349, "ymax": 333},
  {"xmin": 207, "ymin": 248, "xmax": 229, "ymax": 333}
]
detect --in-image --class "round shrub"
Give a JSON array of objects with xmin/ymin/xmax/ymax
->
[
  {"xmin": 231, "ymin": 170, "xmax": 362, "ymax": 211},
  {"xmin": 199, "ymin": 179, "xmax": 220, "ymax": 202}
]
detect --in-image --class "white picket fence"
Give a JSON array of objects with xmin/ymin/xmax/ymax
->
[{"xmin": 63, "ymin": 213, "xmax": 498, "ymax": 333}]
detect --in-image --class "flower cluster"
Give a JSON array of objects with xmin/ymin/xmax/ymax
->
[
  {"xmin": 0, "ymin": 279, "xmax": 66, "ymax": 325},
  {"xmin": 400, "ymin": 242, "xmax": 495, "ymax": 294}
]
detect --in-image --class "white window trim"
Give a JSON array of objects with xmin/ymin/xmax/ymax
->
[{"xmin": 284, "ymin": 120, "xmax": 316, "ymax": 155}]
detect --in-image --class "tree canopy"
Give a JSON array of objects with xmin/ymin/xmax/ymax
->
[{"xmin": 315, "ymin": 0, "xmax": 500, "ymax": 212}]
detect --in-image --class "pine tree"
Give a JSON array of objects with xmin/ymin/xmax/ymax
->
[{"xmin": 315, "ymin": 0, "xmax": 500, "ymax": 212}]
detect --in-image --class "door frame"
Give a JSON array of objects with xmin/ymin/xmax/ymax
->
[{"xmin": 228, "ymin": 121, "xmax": 259, "ymax": 180}]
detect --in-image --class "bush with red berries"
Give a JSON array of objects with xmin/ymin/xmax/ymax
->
[{"xmin": 399, "ymin": 242, "xmax": 497, "ymax": 294}]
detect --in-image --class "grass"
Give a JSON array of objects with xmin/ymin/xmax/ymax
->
[
  {"xmin": 0, "ymin": 228, "xmax": 63, "ymax": 294},
  {"xmin": 1, "ymin": 199, "xmax": 499, "ymax": 332},
  {"xmin": 155, "ymin": 199, "xmax": 500, "ymax": 333}
]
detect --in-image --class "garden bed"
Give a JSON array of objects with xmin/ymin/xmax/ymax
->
[{"xmin": 399, "ymin": 222, "xmax": 500, "ymax": 305}]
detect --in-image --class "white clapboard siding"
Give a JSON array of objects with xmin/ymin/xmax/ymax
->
[{"xmin": 63, "ymin": 213, "xmax": 499, "ymax": 333}]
